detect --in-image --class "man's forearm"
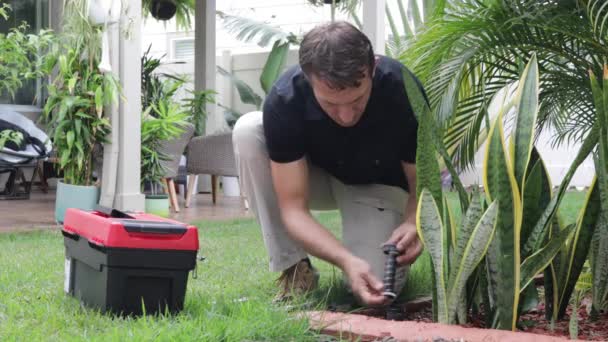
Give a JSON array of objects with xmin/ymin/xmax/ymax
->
[
  {"xmin": 281, "ymin": 208, "xmax": 354, "ymax": 269},
  {"xmin": 404, "ymin": 191, "xmax": 417, "ymax": 224}
]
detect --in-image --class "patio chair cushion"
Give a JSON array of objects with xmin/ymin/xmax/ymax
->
[{"xmin": 186, "ymin": 131, "xmax": 238, "ymax": 177}]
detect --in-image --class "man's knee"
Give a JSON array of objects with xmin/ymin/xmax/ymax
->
[{"xmin": 233, "ymin": 111, "xmax": 265, "ymax": 156}]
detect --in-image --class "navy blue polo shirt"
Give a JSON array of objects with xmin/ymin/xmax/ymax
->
[{"xmin": 262, "ymin": 55, "xmax": 421, "ymax": 192}]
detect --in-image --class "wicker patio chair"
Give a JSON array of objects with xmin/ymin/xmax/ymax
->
[
  {"xmin": 185, "ymin": 131, "xmax": 240, "ymax": 206},
  {"xmin": 158, "ymin": 124, "xmax": 195, "ymax": 212}
]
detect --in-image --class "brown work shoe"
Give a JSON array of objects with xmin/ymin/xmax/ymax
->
[{"xmin": 274, "ymin": 258, "xmax": 319, "ymax": 302}]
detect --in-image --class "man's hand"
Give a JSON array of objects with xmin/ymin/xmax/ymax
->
[
  {"xmin": 384, "ymin": 222, "xmax": 423, "ymax": 265},
  {"xmin": 342, "ymin": 256, "xmax": 387, "ymax": 306}
]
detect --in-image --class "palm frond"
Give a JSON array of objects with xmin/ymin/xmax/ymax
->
[
  {"xmin": 402, "ymin": 0, "xmax": 607, "ymax": 168},
  {"xmin": 586, "ymin": 0, "xmax": 608, "ymax": 41},
  {"xmin": 216, "ymin": 11, "xmax": 297, "ymax": 48}
]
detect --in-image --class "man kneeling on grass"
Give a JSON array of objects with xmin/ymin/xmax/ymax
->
[{"xmin": 232, "ymin": 21, "xmax": 424, "ymax": 306}]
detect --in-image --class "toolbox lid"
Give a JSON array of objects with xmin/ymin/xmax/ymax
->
[{"xmin": 62, "ymin": 207, "xmax": 199, "ymax": 251}]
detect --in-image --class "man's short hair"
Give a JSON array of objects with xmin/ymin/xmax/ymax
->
[{"xmin": 299, "ymin": 21, "xmax": 375, "ymax": 90}]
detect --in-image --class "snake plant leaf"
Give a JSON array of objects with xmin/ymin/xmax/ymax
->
[
  {"xmin": 405, "ymin": 69, "xmax": 443, "ymax": 323},
  {"xmin": 417, "ymin": 189, "xmax": 448, "ymax": 323},
  {"xmin": 520, "ymin": 152, "xmax": 552, "ymax": 259},
  {"xmin": 523, "ymin": 124, "xmax": 600, "ymax": 257},
  {"xmin": 403, "ymin": 69, "xmax": 469, "ymax": 212},
  {"xmin": 543, "ymin": 216, "xmax": 564, "ymax": 321},
  {"xmin": 592, "ymin": 145, "xmax": 608, "ymax": 311},
  {"xmin": 406, "ymin": 70, "xmax": 442, "ymax": 211},
  {"xmin": 450, "ymin": 195, "xmax": 483, "ymax": 285},
  {"xmin": 556, "ymin": 177, "xmax": 601, "ymax": 318},
  {"xmin": 447, "ymin": 200, "xmax": 498, "ymax": 324},
  {"xmin": 588, "ymin": 68, "xmax": 608, "ymax": 312},
  {"xmin": 511, "ymin": 55, "xmax": 540, "ymax": 190},
  {"xmin": 520, "ymin": 160, "xmax": 542, "ymax": 247},
  {"xmin": 520, "ymin": 223, "xmax": 576, "ymax": 291},
  {"xmin": 443, "ymin": 196, "xmax": 455, "ymax": 290},
  {"xmin": 483, "ymin": 111, "xmax": 522, "ymax": 331},
  {"xmin": 443, "ymin": 194, "xmax": 457, "ymax": 266}
]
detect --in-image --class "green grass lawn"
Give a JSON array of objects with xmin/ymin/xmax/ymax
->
[{"xmin": 0, "ymin": 191, "xmax": 587, "ymax": 341}]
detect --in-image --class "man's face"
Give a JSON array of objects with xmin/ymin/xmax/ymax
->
[{"xmin": 309, "ymin": 69, "xmax": 373, "ymax": 127}]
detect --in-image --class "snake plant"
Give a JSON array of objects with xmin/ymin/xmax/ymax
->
[{"xmin": 413, "ymin": 56, "xmax": 601, "ymax": 330}]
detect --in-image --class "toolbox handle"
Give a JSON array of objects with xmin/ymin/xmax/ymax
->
[
  {"xmin": 61, "ymin": 229, "xmax": 80, "ymax": 241},
  {"xmin": 95, "ymin": 205, "xmax": 135, "ymax": 219},
  {"xmin": 120, "ymin": 220, "xmax": 188, "ymax": 235},
  {"xmin": 88, "ymin": 240, "xmax": 106, "ymax": 253}
]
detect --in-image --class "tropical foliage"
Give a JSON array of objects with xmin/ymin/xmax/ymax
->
[
  {"xmin": 0, "ymin": 4, "xmax": 55, "ymax": 99},
  {"xmin": 413, "ymin": 56, "xmax": 607, "ymax": 331},
  {"xmin": 403, "ymin": 0, "xmax": 608, "ymax": 169},
  {"xmin": 417, "ymin": 189, "xmax": 498, "ymax": 324},
  {"xmin": 140, "ymin": 98, "xmax": 190, "ymax": 194},
  {"xmin": 0, "ymin": 129, "xmax": 22, "ymax": 150},
  {"xmin": 588, "ymin": 66, "xmax": 608, "ymax": 315},
  {"xmin": 216, "ymin": 11, "xmax": 298, "ymax": 103},
  {"xmin": 182, "ymin": 89, "xmax": 216, "ymax": 137},
  {"xmin": 141, "ymin": 45, "xmax": 187, "ymax": 114},
  {"xmin": 41, "ymin": 0, "xmax": 119, "ymax": 186},
  {"xmin": 139, "ymin": 47, "xmax": 191, "ymax": 193}
]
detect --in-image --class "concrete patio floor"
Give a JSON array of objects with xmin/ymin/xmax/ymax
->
[{"xmin": 0, "ymin": 187, "xmax": 253, "ymax": 233}]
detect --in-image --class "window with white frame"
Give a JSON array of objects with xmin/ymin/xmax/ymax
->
[
  {"xmin": 171, "ymin": 37, "xmax": 195, "ymax": 61},
  {"xmin": 0, "ymin": 0, "xmax": 49, "ymax": 106}
]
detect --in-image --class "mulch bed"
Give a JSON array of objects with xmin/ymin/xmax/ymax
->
[{"xmin": 329, "ymin": 299, "xmax": 608, "ymax": 341}]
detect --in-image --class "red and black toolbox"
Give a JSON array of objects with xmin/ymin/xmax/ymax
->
[{"xmin": 62, "ymin": 207, "xmax": 199, "ymax": 316}]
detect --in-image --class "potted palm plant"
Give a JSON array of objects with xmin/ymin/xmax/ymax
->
[
  {"xmin": 141, "ymin": 98, "xmax": 190, "ymax": 217},
  {"xmin": 41, "ymin": 0, "xmax": 119, "ymax": 223}
]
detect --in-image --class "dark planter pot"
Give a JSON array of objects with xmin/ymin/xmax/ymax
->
[{"xmin": 149, "ymin": 0, "xmax": 177, "ymax": 21}]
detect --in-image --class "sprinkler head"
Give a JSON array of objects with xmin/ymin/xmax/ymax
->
[{"xmin": 382, "ymin": 244, "xmax": 399, "ymax": 300}]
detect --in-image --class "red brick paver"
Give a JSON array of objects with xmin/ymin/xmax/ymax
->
[{"xmin": 306, "ymin": 311, "xmax": 579, "ymax": 342}]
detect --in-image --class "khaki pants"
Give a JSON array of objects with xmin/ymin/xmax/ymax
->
[{"xmin": 232, "ymin": 111, "xmax": 409, "ymax": 295}]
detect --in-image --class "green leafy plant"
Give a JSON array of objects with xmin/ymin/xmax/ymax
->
[
  {"xmin": 384, "ymin": 0, "xmax": 446, "ymax": 57},
  {"xmin": 142, "ymin": 0, "xmax": 195, "ymax": 31},
  {"xmin": 588, "ymin": 66, "xmax": 608, "ymax": 315},
  {"xmin": 216, "ymin": 11, "xmax": 298, "ymax": 116},
  {"xmin": 140, "ymin": 45, "xmax": 192, "ymax": 193},
  {"xmin": 0, "ymin": 4, "xmax": 55, "ymax": 100},
  {"xmin": 41, "ymin": 0, "xmax": 119, "ymax": 186},
  {"xmin": 417, "ymin": 189, "xmax": 498, "ymax": 324},
  {"xmin": 413, "ymin": 56, "xmax": 601, "ymax": 330},
  {"xmin": 0, "ymin": 3, "xmax": 8, "ymax": 19},
  {"xmin": 182, "ymin": 89, "xmax": 216, "ymax": 137},
  {"xmin": 569, "ymin": 266, "xmax": 592, "ymax": 340},
  {"xmin": 141, "ymin": 45, "xmax": 187, "ymax": 115},
  {"xmin": 403, "ymin": 0, "xmax": 608, "ymax": 170},
  {"xmin": 0, "ymin": 130, "xmax": 23, "ymax": 150},
  {"xmin": 140, "ymin": 98, "xmax": 190, "ymax": 194},
  {"xmin": 478, "ymin": 55, "xmax": 591, "ymax": 331}
]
